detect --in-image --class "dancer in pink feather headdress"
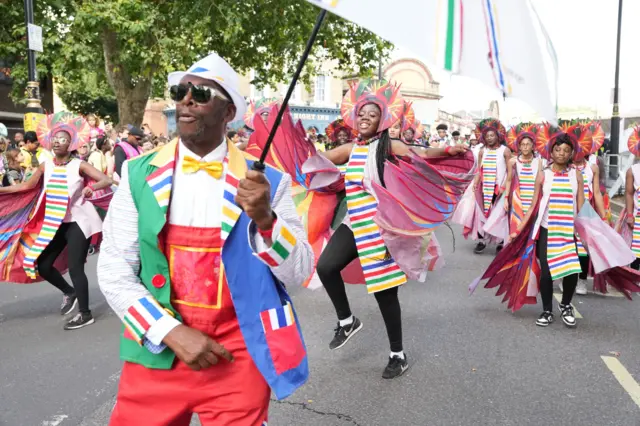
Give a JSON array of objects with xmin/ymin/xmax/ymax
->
[
  {"xmin": 0, "ymin": 111, "xmax": 114, "ymax": 330},
  {"xmin": 302, "ymin": 78, "xmax": 473, "ymax": 379}
]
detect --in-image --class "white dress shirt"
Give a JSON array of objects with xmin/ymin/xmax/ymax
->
[{"xmin": 170, "ymin": 140, "xmax": 227, "ymax": 227}]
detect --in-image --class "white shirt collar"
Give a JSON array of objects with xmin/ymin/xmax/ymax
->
[{"xmin": 178, "ymin": 138, "xmax": 227, "ymax": 162}]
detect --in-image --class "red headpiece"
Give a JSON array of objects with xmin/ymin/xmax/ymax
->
[
  {"xmin": 506, "ymin": 123, "xmax": 538, "ymax": 152},
  {"xmin": 586, "ymin": 121, "xmax": 605, "ymax": 155},
  {"xmin": 400, "ymin": 100, "xmax": 416, "ymax": 133},
  {"xmin": 474, "ymin": 119, "xmax": 506, "ymax": 144},
  {"xmin": 244, "ymin": 98, "xmax": 280, "ymax": 129},
  {"xmin": 628, "ymin": 125, "xmax": 640, "ymax": 156},
  {"xmin": 535, "ymin": 122, "xmax": 593, "ymax": 161},
  {"xmin": 341, "ymin": 79, "xmax": 405, "ymax": 133},
  {"xmin": 36, "ymin": 111, "xmax": 90, "ymax": 152},
  {"xmin": 325, "ymin": 118, "xmax": 357, "ymax": 143}
]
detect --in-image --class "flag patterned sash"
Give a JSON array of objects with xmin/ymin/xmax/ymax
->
[
  {"xmin": 482, "ymin": 149, "xmax": 498, "ymax": 214},
  {"xmin": 345, "ymin": 143, "xmax": 406, "ymax": 294},
  {"xmin": 575, "ymin": 165, "xmax": 591, "ymax": 256},
  {"xmin": 546, "ymin": 171, "xmax": 582, "ymax": 280},
  {"xmin": 23, "ymin": 165, "xmax": 69, "ymax": 278},
  {"xmin": 632, "ymin": 188, "xmax": 640, "ymax": 259}
]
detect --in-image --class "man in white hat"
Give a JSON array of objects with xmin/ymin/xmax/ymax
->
[{"xmin": 98, "ymin": 52, "xmax": 313, "ymax": 425}]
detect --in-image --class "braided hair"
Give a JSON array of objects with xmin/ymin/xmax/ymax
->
[{"xmin": 375, "ymin": 129, "xmax": 394, "ymax": 188}]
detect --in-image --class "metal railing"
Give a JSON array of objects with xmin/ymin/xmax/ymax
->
[{"xmin": 604, "ymin": 152, "xmax": 636, "ymax": 198}]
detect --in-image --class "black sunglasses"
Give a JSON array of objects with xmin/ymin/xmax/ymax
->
[{"xmin": 169, "ymin": 83, "xmax": 229, "ymax": 104}]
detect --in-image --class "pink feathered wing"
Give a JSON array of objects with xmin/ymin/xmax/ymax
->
[
  {"xmin": 372, "ymin": 150, "xmax": 476, "ymax": 280},
  {"xmin": 574, "ymin": 203, "xmax": 640, "ymax": 298}
]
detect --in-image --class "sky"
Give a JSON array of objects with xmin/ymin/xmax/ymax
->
[{"xmin": 407, "ymin": 0, "xmax": 640, "ymax": 120}]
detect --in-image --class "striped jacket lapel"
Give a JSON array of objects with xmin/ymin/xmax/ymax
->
[
  {"xmin": 146, "ymin": 140, "xmax": 178, "ymax": 217},
  {"xmin": 221, "ymin": 140, "xmax": 247, "ymax": 246}
]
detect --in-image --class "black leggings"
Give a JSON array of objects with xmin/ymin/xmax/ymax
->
[
  {"xmin": 631, "ymin": 259, "xmax": 640, "ymax": 271},
  {"xmin": 536, "ymin": 227, "xmax": 578, "ymax": 312},
  {"xmin": 37, "ymin": 222, "xmax": 91, "ymax": 313},
  {"xmin": 317, "ymin": 224, "xmax": 403, "ymax": 352},
  {"xmin": 578, "ymin": 255, "xmax": 590, "ymax": 280}
]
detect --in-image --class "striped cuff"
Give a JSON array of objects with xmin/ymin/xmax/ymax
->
[
  {"xmin": 250, "ymin": 220, "xmax": 297, "ymax": 267},
  {"xmin": 123, "ymin": 296, "xmax": 173, "ymax": 345}
]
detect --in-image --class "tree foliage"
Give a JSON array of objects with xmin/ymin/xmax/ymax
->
[{"xmin": 0, "ymin": 0, "xmax": 391, "ymax": 126}]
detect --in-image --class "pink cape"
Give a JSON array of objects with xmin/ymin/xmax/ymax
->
[
  {"xmin": 575, "ymin": 203, "xmax": 640, "ymax": 298},
  {"xmin": 304, "ymin": 150, "xmax": 476, "ymax": 283},
  {"xmin": 483, "ymin": 195, "xmax": 510, "ymax": 242},
  {"xmin": 451, "ymin": 184, "xmax": 485, "ymax": 240}
]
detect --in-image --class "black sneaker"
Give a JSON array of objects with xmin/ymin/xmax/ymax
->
[
  {"xmin": 329, "ymin": 317, "xmax": 363, "ymax": 350},
  {"xmin": 536, "ymin": 311, "xmax": 554, "ymax": 327},
  {"xmin": 474, "ymin": 242, "xmax": 487, "ymax": 254},
  {"xmin": 559, "ymin": 304, "xmax": 577, "ymax": 328},
  {"xmin": 61, "ymin": 293, "xmax": 78, "ymax": 315},
  {"xmin": 382, "ymin": 354, "xmax": 409, "ymax": 379},
  {"xmin": 496, "ymin": 243, "xmax": 504, "ymax": 253},
  {"xmin": 64, "ymin": 312, "xmax": 95, "ymax": 330}
]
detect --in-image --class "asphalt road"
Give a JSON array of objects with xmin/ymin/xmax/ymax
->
[{"xmin": 1, "ymin": 226, "xmax": 639, "ymax": 426}]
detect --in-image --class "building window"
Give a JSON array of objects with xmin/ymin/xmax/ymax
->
[
  {"xmin": 314, "ymin": 75, "xmax": 328, "ymax": 104},
  {"xmin": 250, "ymin": 69, "xmax": 269, "ymax": 100},
  {"xmin": 282, "ymin": 83, "xmax": 302, "ymax": 104}
]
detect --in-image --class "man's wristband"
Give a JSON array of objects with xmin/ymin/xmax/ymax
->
[{"xmin": 257, "ymin": 218, "xmax": 277, "ymax": 240}]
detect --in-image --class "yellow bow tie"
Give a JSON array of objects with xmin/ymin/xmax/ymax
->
[{"xmin": 182, "ymin": 156, "xmax": 224, "ymax": 179}]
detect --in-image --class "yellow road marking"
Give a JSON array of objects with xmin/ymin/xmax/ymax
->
[
  {"xmin": 601, "ymin": 356, "xmax": 640, "ymax": 408},
  {"xmin": 553, "ymin": 293, "xmax": 583, "ymax": 318}
]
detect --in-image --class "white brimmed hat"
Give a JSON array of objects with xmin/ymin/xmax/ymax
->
[{"xmin": 168, "ymin": 52, "xmax": 246, "ymax": 123}]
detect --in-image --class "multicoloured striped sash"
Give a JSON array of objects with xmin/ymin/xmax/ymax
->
[
  {"xmin": 546, "ymin": 171, "xmax": 582, "ymax": 280},
  {"xmin": 632, "ymin": 188, "xmax": 640, "ymax": 259},
  {"xmin": 345, "ymin": 143, "xmax": 406, "ymax": 294},
  {"xmin": 518, "ymin": 161, "xmax": 535, "ymax": 212},
  {"xmin": 23, "ymin": 165, "xmax": 69, "ymax": 278},
  {"xmin": 481, "ymin": 149, "xmax": 498, "ymax": 215}
]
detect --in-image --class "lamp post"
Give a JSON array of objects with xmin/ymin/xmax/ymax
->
[
  {"xmin": 24, "ymin": 0, "xmax": 43, "ymax": 114},
  {"xmin": 609, "ymin": 0, "xmax": 623, "ymax": 178}
]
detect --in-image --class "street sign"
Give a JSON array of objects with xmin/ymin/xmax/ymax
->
[
  {"xmin": 24, "ymin": 112, "xmax": 45, "ymax": 132},
  {"xmin": 27, "ymin": 24, "xmax": 43, "ymax": 52},
  {"xmin": 611, "ymin": 88, "xmax": 622, "ymax": 104}
]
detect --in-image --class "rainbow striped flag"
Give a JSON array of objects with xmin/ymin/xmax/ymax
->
[
  {"xmin": 546, "ymin": 172, "xmax": 581, "ymax": 280},
  {"xmin": 23, "ymin": 166, "xmax": 69, "ymax": 279},
  {"xmin": 345, "ymin": 144, "xmax": 406, "ymax": 294},
  {"xmin": 481, "ymin": 149, "xmax": 498, "ymax": 215}
]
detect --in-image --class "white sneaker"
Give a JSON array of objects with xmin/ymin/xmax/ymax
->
[{"xmin": 576, "ymin": 279, "xmax": 588, "ymax": 295}]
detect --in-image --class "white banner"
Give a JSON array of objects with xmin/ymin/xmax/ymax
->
[{"xmin": 306, "ymin": 0, "xmax": 557, "ymax": 122}]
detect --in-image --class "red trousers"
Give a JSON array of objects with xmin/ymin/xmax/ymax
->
[{"xmin": 109, "ymin": 224, "xmax": 270, "ymax": 426}]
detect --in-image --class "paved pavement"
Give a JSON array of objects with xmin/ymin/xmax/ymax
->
[{"xmin": 1, "ymin": 226, "xmax": 639, "ymax": 426}]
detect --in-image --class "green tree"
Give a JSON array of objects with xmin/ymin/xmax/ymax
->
[{"xmin": 1, "ymin": 0, "xmax": 391, "ymax": 126}]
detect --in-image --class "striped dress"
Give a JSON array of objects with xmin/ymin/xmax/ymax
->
[
  {"xmin": 23, "ymin": 165, "xmax": 69, "ymax": 279},
  {"xmin": 546, "ymin": 171, "xmax": 582, "ymax": 280},
  {"xmin": 344, "ymin": 142, "xmax": 406, "ymax": 294},
  {"xmin": 481, "ymin": 149, "xmax": 498, "ymax": 215}
]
